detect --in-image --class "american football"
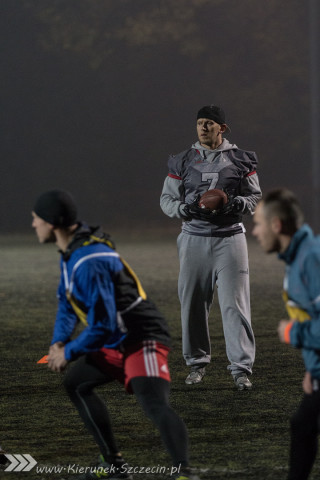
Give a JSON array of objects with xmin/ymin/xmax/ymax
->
[{"xmin": 199, "ymin": 188, "xmax": 228, "ymax": 211}]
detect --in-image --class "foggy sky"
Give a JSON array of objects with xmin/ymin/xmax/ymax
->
[{"xmin": 0, "ymin": 0, "xmax": 315, "ymax": 233}]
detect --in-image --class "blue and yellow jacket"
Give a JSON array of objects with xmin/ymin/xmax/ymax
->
[
  {"xmin": 52, "ymin": 223, "xmax": 170, "ymax": 361},
  {"xmin": 280, "ymin": 224, "xmax": 320, "ymax": 379}
]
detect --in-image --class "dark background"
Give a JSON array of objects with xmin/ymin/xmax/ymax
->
[{"xmin": 0, "ymin": 0, "xmax": 317, "ymax": 233}]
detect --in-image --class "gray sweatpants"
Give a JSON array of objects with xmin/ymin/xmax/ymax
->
[{"xmin": 177, "ymin": 232, "xmax": 255, "ymax": 376}]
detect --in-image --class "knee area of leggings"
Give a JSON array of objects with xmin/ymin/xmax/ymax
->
[
  {"xmin": 62, "ymin": 374, "xmax": 88, "ymax": 395},
  {"xmin": 62, "ymin": 374, "xmax": 76, "ymax": 394},
  {"xmin": 141, "ymin": 401, "xmax": 172, "ymax": 421}
]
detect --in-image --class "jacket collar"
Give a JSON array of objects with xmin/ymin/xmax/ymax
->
[
  {"xmin": 61, "ymin": 222, "xmax": 110, "ymax": 261},
  {"xmin": 278, "ymin": 224, "xmax": 314, "ymax": 264}
]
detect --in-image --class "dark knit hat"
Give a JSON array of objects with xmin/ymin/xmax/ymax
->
[
  {"xmin": 33, "ymin": 190, "xmax": 78, "ymax": 227},
  {"xmin": 197, "ymin": 105, "xmax": 230, "ymax": 132}
]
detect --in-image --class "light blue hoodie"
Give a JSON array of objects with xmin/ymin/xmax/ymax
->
[{"xmin": 280, "ymin": 224, "xmax": 320, "ymax": 379}]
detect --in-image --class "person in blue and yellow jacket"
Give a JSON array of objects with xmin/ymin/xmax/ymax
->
[
  {"xmin": 32, "ymin": 189, "xmax": 200, "ymax": 480},
  {"xmin": 253, "ymin": 188, "xmax": 320, "ymax": 480}
]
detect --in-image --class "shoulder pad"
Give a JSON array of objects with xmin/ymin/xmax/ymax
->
[
  {"xmin": 229, "ymin": 149, "xmax": 258, "ymax": 172},
  {"xmin": 168, "ymin": 148, "xmax": 197, "ymax": 176}
]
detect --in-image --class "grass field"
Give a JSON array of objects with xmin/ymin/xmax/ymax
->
[{"xmin": 0, "ymin": 230, "xmax": 318, "ymax": 480}]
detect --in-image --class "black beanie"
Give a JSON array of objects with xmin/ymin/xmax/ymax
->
[
  {"xmin": 197, "ymin": 105, "xmax": 231, "ymax": 132},
  {"xmin": 33, "ymin": 190, "xmax": 78, "ymax": 227}
]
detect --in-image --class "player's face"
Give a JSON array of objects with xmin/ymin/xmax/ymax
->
[
  {"xmin": 252, "ymin": 203, "xmax": 281, "ymax": 253},
  {"xmin": 31, "ymin": 212, "xmax": 55, "ymax": 244},
  {"xmin": 197, "ymin": 118, "xmax": 224, "ymax": 149}
]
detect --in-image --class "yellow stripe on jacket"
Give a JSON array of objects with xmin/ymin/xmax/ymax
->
[{"xmin": 282, "ymin": 291, "xmax": 311, "ymax": 322}]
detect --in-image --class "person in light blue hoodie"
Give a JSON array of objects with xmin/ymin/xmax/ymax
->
[{"xmin": 253, "ymin": 188, "xmax": 320, "ymax": 480}]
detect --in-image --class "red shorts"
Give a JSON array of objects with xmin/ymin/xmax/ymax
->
[{"xmin": 90, "ymin": 340, "xmax": 171, "ymax": 393}]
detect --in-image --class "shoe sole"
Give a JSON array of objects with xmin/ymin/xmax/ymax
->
[
  {"xmin": 185, "ymin": 369, "xmax": 206, "ymax": 385},
  {"xmin": 185, "ymin": 377, "xmax": 205, "ymax": 385},
  {"xmin": 235, "ymin": 383, "xmax": 252, "ymax": 391}
]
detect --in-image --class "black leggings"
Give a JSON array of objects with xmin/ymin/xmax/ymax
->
[
  {"xmin": 288, "ymin": 390, "xmax": 320, "ymax": 480},
  {"xmin": 63, "ymin": 355, "xmax": 189, "ymax": 467}
]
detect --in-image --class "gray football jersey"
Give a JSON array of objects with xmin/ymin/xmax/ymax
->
[{"xmin": 162, "ymin": 139, "xmax": 261, "ymax": 237}]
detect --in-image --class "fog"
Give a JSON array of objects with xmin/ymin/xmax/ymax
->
[{"xmin": 0, "ymin": 0, "xmax": 318, "ymax": 233}]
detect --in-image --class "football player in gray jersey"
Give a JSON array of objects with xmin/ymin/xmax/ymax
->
[{"xmin": 160, "ymin": 105, "xmax": 262, "ymax": 389}]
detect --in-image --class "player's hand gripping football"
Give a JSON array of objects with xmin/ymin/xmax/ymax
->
[
  {"xmin": 182, "ymin": 196, "xmax": 218, "ymax": 221},
  {"xmin": 219, "ymin": 195, "xmax": 245, "ymax": 215},
  {"xmin": 48, "ymin": 342, "xmax": 68, "ymax": 372},
  {"xmin": 183, "ymin": 190, "xmax": 245, "ymax": 221}
]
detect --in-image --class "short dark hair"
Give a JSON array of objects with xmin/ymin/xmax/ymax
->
[{"xmin": 263, "ymin": 188, "xmax": 304, "ymax": 235}]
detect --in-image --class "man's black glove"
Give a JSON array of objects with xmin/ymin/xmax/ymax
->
[
  {"xmin": 182, "ymin": 197, "xmax": 218, "ymax": 221},
  {"xmin": 220, "ymin": 196, "xmax": 245, "ymax": 215}
]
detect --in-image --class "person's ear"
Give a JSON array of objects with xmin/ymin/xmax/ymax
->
[{"xmin": 271, "ymin": 217, "xmax": 282, "ymax": 234}]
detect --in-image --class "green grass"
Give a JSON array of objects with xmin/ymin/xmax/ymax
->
[{"xmin": 0, "ymin": 232, "xmax": 318, "ymax": 479}]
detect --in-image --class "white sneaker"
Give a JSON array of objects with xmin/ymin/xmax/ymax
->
[
  {"xmin": 234, "ymin": 373, "xmax": 252, "ymax": 390},
  {"xmin": 185, "ymin": 366, "xmax": 206, "ymax": 385}
]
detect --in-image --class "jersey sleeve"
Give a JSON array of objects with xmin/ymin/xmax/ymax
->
[
  {"xmin": 160, "ymin": 152, "xmax": 191, "ymax": 219},
  {"xmin": 238, "ymin": 171, "xmax": 262, "ymax": 215},
  {"xmin": 160, "ymin": 176, "xmax": 187, "ymax": 218}
]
